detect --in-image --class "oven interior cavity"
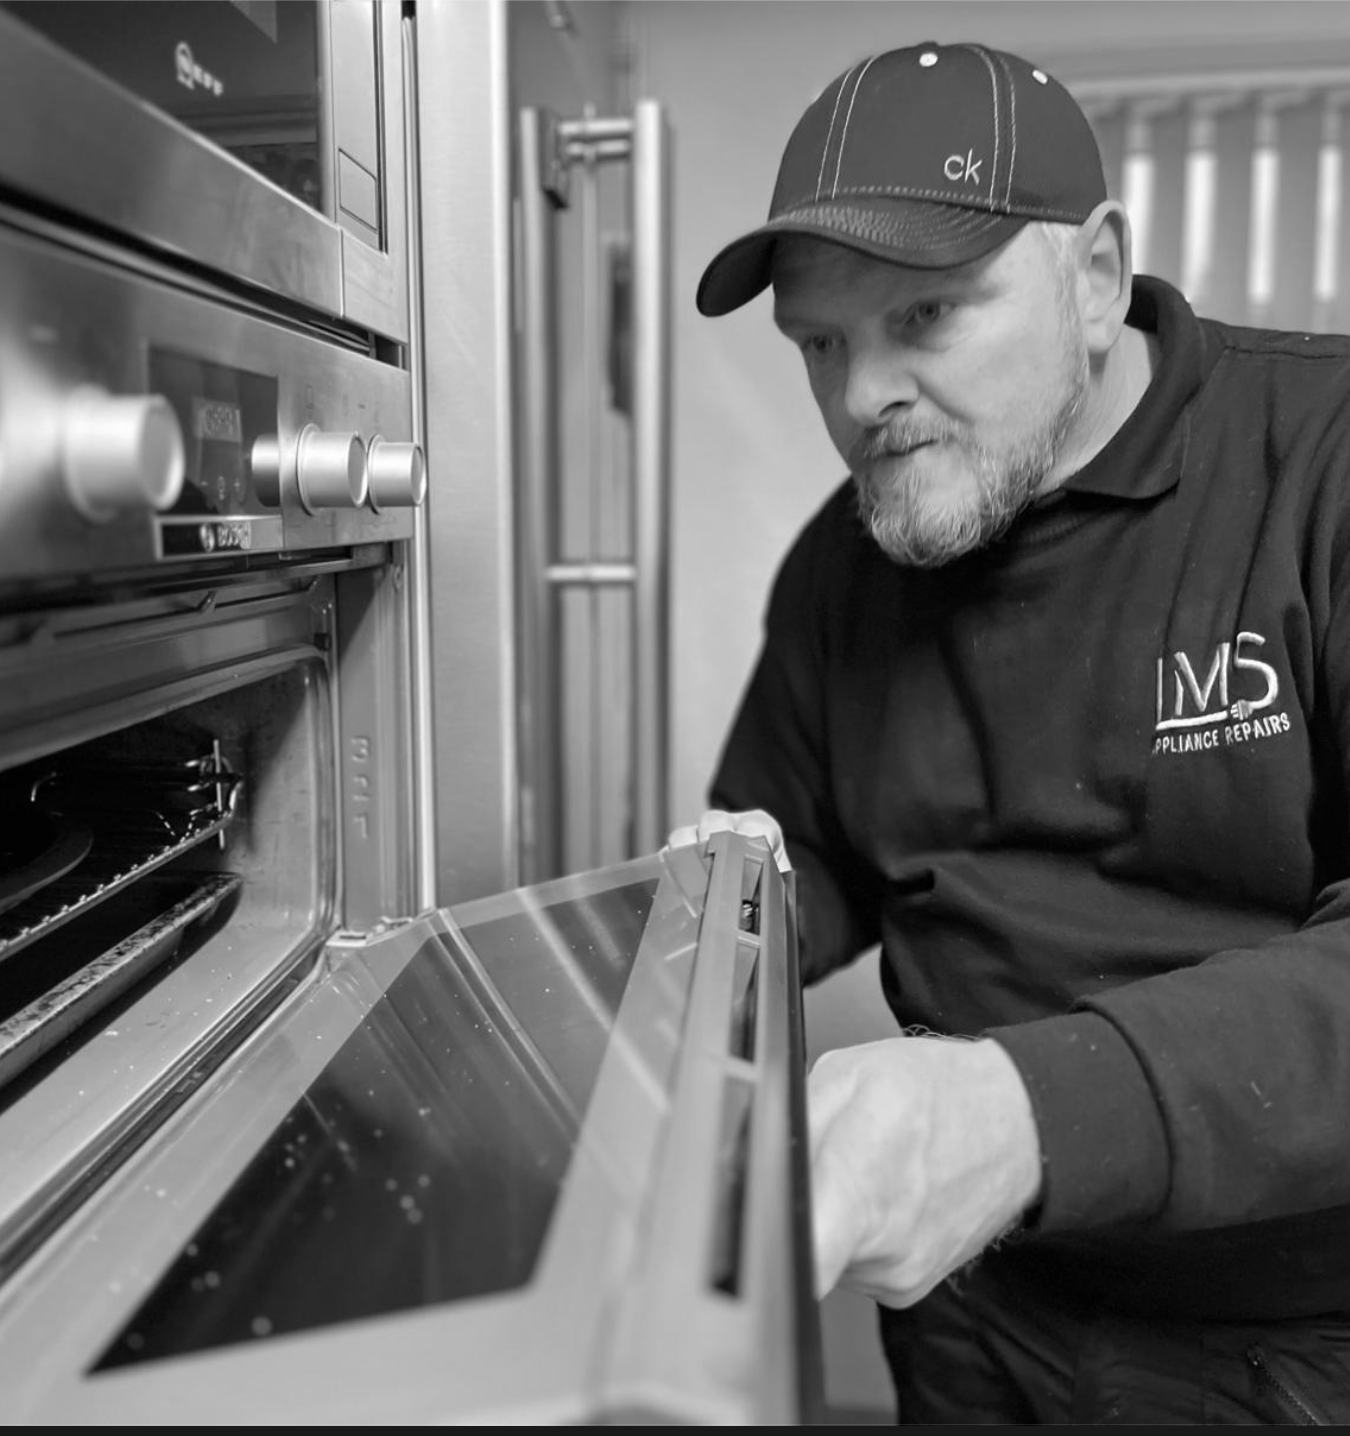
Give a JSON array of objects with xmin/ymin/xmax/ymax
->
[{"xmin": 0, "ymin": 662, "xmax": 329, "ymax": 1098}]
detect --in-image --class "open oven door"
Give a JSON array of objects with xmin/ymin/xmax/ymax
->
[{"xmin": 0, "ymin": 833, "xmax": 822, "ymax": 1425}]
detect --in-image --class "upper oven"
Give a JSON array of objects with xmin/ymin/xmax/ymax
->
[
  {"xmin": 0, "ymin": 206, "xmax": 425, "ymax": 588},
  {"xmin": 0, "ymin": 0, "xmax": 409, "ymax": 343}
]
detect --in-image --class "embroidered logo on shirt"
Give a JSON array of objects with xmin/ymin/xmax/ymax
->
[{"xmin": 1152, "ymin": 630, "xmax": 1291, "ymax": 755}]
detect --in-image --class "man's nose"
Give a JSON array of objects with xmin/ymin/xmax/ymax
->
[{"xmin": 842, "ymin": 344, "xmax": 919, "ymax": 429}]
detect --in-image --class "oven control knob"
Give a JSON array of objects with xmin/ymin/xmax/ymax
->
[
  {"xmin": 366, "ymin": 437, "xmax": 427, "ymax": 510},
  {"xmin": 62, "ymin": 387, "xmax": 185, "ymax": 523},
  {"xmin": 295, "ymin": 424, "xmax": 367, "ymax": 512},
  {"xmin": 249, "ymin": 434, "xmax": 283, "ymax": 507}
]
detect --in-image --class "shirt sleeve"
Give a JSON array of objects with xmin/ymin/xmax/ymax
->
[
  {"xmin": 1004, "ymin": 886, "xmax": 1350, "ymax": 1234},
  {"xmin": 709, "ymin": 509, "xmax": 882, "ymax": 986},
  {"xmin": 992, "ymin": 441, "xmax": 1350, "ymax": 1238}
]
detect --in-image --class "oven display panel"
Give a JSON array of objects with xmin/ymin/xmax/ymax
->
[
  {"xmin": 152, "ymin": 349, "xmax": 277, "ymax": 517},
  {"xmin": 150, "ymin": 349, "xmax": 283, "ymax": 556}
]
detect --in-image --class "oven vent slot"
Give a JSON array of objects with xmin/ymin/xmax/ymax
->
[{"xmin": 0, "ymin": 750, "xmax": 241, "ymax": 965}]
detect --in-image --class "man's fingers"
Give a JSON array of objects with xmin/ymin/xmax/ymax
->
[
  {"xmin": 666, "ymin": 809, "xmax": 792, "ymax": 872},
  {"xmin": 809, "ymin": 1123, "xmax": 868, "ymax": 1299},
  {"xmin": 713, "ymin": 808, "xmax": 790, "ymax": 871},
  {"xmin": 806, "ymin": 1052, "xmax": 870, "ymax": 1297},
  {"xmin": 806, "ymin": 1049, "xmax": 859, "ymax": 1154}
]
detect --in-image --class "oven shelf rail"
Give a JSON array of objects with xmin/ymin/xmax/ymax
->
[{"xmin": 0, "ymin": 754, "xmax": 241, "ymax": 966}]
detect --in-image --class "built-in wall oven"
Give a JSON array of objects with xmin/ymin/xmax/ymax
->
[
  {"xmin": 0, "ymin": 1, "xmax": 820, "ymax": 1423},
  {"xmin": 0, "ymin": 0, "xmax": 409, "ymax": 343}
]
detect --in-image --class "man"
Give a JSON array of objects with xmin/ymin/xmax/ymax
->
[{"xmin": 670, "ymin": 40, "xmax": 1350, "ymax": 1424}]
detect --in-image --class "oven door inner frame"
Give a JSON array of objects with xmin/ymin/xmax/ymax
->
[{"xmin": 0, "ymin": 568, "xmax": 352, "ymax": 1279}]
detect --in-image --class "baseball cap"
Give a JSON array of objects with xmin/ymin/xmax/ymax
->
[{"xmin": 696, "ymin": 41, "xmax": 1107, "ymax": 317}]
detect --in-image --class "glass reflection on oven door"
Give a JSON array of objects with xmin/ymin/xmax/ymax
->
[
  {"xmin": 0, "ymin": 834, "xmax": 813, "ymax": 1425},
  {"xmin": 4, "ymin": 0, "xmax": 327, "ymax": 214},
  {"xmin": 93, "ymin": 862, "xmax": 671, "ymax": 1366}
]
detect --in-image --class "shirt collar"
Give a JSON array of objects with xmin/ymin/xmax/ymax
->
[{"xmin": 1057, "ymin": 275, "xmax": 1207, "ymax": 502}]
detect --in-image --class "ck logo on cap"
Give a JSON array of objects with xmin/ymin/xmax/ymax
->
[{"xmin": 944, "ymin": 149, "xmax": 984, "ymax": 185}]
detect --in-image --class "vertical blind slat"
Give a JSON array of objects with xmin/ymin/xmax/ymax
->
[
  {"xmin": 1209, "ymin": 101, "xmax": 1258, "ymax": 323},
  {"xmin": 1148, "ymin": 106, "xmax": 1190, "ymax": 297},
  {"xmin": 1329, "ymin": 102, "xmax": 1350, "ymax": 333},
  {"xmin": 1271, "ymin": 98, "xmax": 1322, "ymax": 331},
  {"xmin": 1079, "ymin": 73, "xmax": 1350, "ymax": 332},
  {"xmin": 1094, "ymin": 108, "xmax": 1128, "ymax": 203}
]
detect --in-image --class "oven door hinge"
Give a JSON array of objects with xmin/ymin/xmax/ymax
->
[{"xmin": 326, "ymin": 918, "xmax": 418, "ymax": 949}]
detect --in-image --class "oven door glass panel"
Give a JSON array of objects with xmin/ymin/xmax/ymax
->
[
  {"xmin": 4, "ymin": 1, "xmax": 328, "ymax": 215},
  {"xmin": 92, "ymin": 870, "xmax": 664, "ymax": 1367},
  {"xmin": 0, "ymin": 836, "xmax": 816, "ymax": 1425}
]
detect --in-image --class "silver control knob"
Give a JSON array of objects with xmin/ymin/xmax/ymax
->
[
  {"xmin": 366, "ymin": 437, "xmax": 427, "ymax": 510},
  {"xmin": 62, "ymin": 386, "xmax": 185, "ymax": 523},
  {"xmin": 295, "ymin": 424, "xmax": 367, "ymax": 512},
  {"xmin": 249, "ymin": 434, "xmax": 283, "ymax": 507}
]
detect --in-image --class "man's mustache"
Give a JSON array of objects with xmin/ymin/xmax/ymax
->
[{"xmin": 849, "ymin": 419, "xmax": 964, "ymax": 470}]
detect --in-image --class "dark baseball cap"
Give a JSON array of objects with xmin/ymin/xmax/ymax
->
[{"xmin": 696, "ymin": 41, "xmax": 1107, "ymax": 317}]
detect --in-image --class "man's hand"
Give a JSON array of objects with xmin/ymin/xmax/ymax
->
[
  {"xmin": 666, "ymin": 808, "xmax": 791, "ymax": 873},
  {"xmin": 808, "ymin": 1035, "xmax": 1042, "ymax": 1308}
]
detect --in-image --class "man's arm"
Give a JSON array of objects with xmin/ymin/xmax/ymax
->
[{"xmin": 700, "ymin": 507, "xmax": 884, "ymax": 983}]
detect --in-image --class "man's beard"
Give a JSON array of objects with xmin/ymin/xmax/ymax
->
[{"xmin": 850, "ymin": 344, "xmax": 1088, "ymax": 569}]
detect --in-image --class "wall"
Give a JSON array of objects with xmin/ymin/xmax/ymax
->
[{"xmin": 621, "ymin": 0, "xmax": 1350, "ymax": 1417}]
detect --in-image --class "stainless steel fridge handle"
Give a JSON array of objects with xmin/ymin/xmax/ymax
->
[
  {"xmin": 517, "ymin": 106, "xmax": 563, "ymax": 884},
  {"xmin": 629, "ymin": 99, "xmax": 672, "ymax": 864}
]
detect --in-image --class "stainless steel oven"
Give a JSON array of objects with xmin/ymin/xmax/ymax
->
[
  {"xmin": 0, "ymin": 1, "xmax": 821, "ymax": 1423},
  {"xmin": 0, "ymin": 0, "xmax": 410, "ymax": 342},
  {"xmin": 0, "ymin": 550, "xmax": 817, "ymax": 1419},
  {"xmin": 0, "ymin": 208, "xmax": 423, "ymax": 586}
]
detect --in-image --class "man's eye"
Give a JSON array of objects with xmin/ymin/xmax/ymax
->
[
  {"xmin": 800, "ymin": 334, "xmax": 835, "ymax": 358},
  {"xmin": 909, "ymin": 301, "xmax": 948, "ymax": 327}
]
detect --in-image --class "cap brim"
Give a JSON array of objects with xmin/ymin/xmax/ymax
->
[{"xmin": 695, "ymin": 198, "xmax": 1030, "ymax": 316}]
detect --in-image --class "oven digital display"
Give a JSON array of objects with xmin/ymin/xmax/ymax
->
[
  {"xmin": 192, "ymin": 398, "xmax": 243, "ymax": 445},
  {"xmin": 150, "ymin": 350, "xmax": 277, "ymax": 518},
  {"xmin": 91, "ymin": 877, "xmax": 660, "ymax": 1369}
]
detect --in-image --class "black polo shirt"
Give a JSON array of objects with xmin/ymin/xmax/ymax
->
[{"xmin": 711, "ymin": 276, "xmax": 1350, "ymax": 1317}]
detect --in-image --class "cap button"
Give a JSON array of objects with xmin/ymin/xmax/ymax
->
[{"xmin": 919, "ymin": 50, "xmax": 939, "ymax": 67}]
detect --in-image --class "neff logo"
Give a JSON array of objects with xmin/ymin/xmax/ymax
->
[
  {"xmin": 1152, "ymin": 630, "xmax": 1291, "ymax": 755},
  {"xmin": 175, "ymin": 42, "xmax": 224, "ymax": 97},
  {"xmin": 944, "ymin": 149, "xmax": 983, "ymax": 185}
]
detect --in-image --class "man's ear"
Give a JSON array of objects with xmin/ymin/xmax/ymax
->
[{"xmin": 1076, "ymin": 199, "xmax": 1134, "ymax": 356}]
